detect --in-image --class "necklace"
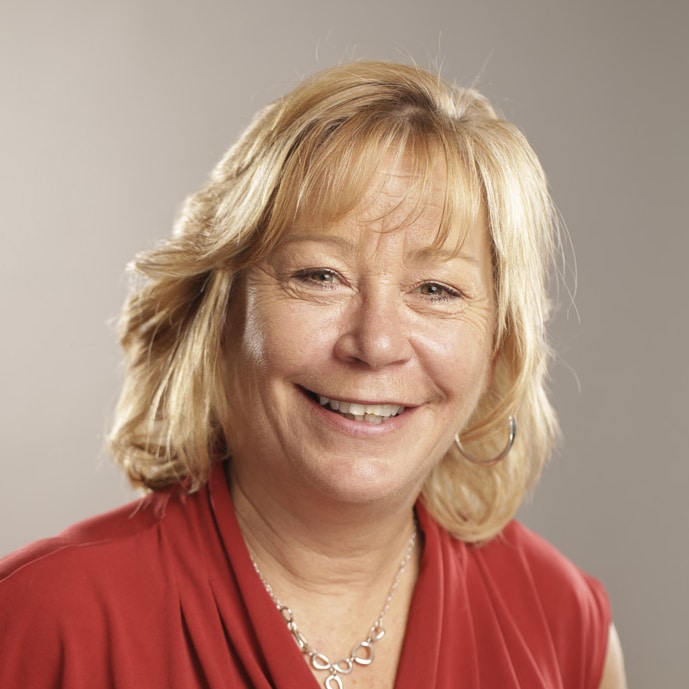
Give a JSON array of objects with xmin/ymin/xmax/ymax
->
[{"xmin": 250, "ymin": 524, "xmax": 418, "ymax": 689}]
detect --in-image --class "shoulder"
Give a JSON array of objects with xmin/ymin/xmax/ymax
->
[
  {"xmin": 0, "ymin": 490, "xmax": 170, "ymax": 584},
  {"xmin": 0, "ymin": 491, "xmax": 180, "ymax": 629},
  {"xmin": 0, "ymin": 490, "xmax": 190, "ymax": 617},
  {"xmin": 482, "ymin": 521, "xmax": 609, "ymax": 621},
  {"xmin": 0, "ymin": 488, "xmax": 197, "ymax": 686},
  {"xmin": 0, "ymin": 481, "xmax": 217, "ymax": 603},
  {"xmin": 0, "ymin": 465, "xmax": 227, "ymax": 621},
  {"xmin": 424, "ymin": 511, "xmax": 610, "ymax": 622},
  {"xmin": 475, "ymin": 521, "xmax": 611, "ymax": 686},
  {"xmin": 417, "ymin": 507, "xmax": 613, "ymax": 686}
]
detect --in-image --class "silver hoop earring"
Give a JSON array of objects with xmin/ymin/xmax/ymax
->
[{"xmin": 454, "ymin": 416, "xmax": 517, "ymax": 466}]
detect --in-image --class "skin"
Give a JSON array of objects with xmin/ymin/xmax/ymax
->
[
  {"xmin": 226, "ymin": 151, "xmax": 497, "ymax": 532},
  {"xmin": 227, "ymin": 154, "xmax": 494, "ymax": 688},
  {"xmin": 600, "ymin": 624, "xmax": 629, "ymax": 689},
  {"xmin": 225, "ymin": 154, "xmax": 627, "ymax": 688}
]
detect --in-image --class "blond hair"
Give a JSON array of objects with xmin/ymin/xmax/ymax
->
[{"xmin": 109, "ymin": 61, "xmax": 560, "ymax": 542}]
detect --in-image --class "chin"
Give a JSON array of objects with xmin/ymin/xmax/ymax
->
[{"xmin": 302, "ymin": 457, "xmax": 423, "ymax": 509}]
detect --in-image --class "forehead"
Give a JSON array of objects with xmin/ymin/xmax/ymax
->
[
  {"xmin": 290, "ymin": 150, "xmax": 484, "ymax": 258},
  {"xmin": 362, "ymin": 154, "xmax": 446, "ymax": 216}
]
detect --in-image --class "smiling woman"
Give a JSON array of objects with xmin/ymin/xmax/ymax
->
[
  {"xmin": 226, "ymin": 154, "xmax": 497, "ymax": 512},
  {"xmin": 0, "ymin": 61, "xmax": 626, "ymax": 688},
  {"xmin": 112, "ymin": 65, "xmax": 557, "ymax": 543}
]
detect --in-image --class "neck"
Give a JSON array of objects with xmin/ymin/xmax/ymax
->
[
  {"xmin": 227, "ymin": 460, "xmax": 422, "ymax": 689},
  {"xmin": 227, "ymin": 459, "xmax": 419, "ymax": 596}
]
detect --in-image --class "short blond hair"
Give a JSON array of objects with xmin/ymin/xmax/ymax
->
[{"xmin": 109, "ymin": 61, "xmax": 560, "ymax": 542}]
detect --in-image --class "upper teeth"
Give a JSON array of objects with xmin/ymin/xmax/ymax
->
[{"xmin": 318, "ymin": 396, "xmax": 404, "ymax": 422}]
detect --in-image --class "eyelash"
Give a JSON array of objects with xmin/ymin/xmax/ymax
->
[
  {"xmin": 292, "ymin": 270, "xmax": 464, "ymax": 303},
  {"xmin": 414, "ymin": 281, "xmax": 464, "ymax": 302},
  {"xmin": 292, "ymin": 268, "xmax": 340, "ymax": 287}
]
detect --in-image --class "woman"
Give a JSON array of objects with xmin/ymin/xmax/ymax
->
[{"xmin": 0, "ymin": 61, "xmax": 626, "ymax": 688}]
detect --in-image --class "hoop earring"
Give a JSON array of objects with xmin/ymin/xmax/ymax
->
[{"xmin": 454, "ymin": 416, "xmax": 517, "ymax": 466}]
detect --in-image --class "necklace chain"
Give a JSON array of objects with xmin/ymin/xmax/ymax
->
[{"xmin": 250, "ymin": 524, "xmax": 418, "ymax": 689}]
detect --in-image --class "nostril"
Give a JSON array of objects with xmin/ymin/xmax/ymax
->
[{"xmin": 334, "ymin": 323, "xmax": 412, "ymax": 370}]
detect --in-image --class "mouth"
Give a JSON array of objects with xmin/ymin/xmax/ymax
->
[{"xmin": 303, "ymin": 389, "xmax": 406, "ymax": 424}]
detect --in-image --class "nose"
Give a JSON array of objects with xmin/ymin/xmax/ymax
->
[{"xmin": 333, "ymin": 289, "xmax": 413, "ymax": 369}]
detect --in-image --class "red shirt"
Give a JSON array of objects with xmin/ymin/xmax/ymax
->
[{"xmin": 0, "ymin": 461, "xmax": 610, "ymax": 688}]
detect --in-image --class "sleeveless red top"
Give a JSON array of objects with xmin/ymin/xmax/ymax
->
[{"xmin": 0, "ymin": 461, "xmax": 610, "ymax": 688}]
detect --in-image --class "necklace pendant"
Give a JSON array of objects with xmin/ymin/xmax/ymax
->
[
  {"xmin": 334, "ymin": 658, "xmax": 354, "ymax": 675},
  {"xmin": 325, "ymin": 673, "xmax": 344, "ymax": 689},
  {"xmin": 311, "ymin": 652, "xmax": 332, "ymax": 671},
  {"xmin": 352, "ymin": 640, "xmax": 375, "ymax": 665}
]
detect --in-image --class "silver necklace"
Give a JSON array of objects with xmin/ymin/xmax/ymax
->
[{"xmin": 250, "ymin": 525, "xmax": 418, "ymax": 689}]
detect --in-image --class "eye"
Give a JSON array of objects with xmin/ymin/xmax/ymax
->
[
  {"xmin": 415, "ymin": 281, "xmax": 463, "ymax": 301},
  {"xmin": 293, "ymin": 268, "xmax": 340, "ymax": 287}
]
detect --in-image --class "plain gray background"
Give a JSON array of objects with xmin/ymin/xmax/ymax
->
[{"xmin": 1, "ymin": 1, "xmax": 687, "ymax": 685}]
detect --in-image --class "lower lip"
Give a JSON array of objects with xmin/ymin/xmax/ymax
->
[{"xmin": 301, "ymin": 389, "xmax": 416, "ymax": 436}]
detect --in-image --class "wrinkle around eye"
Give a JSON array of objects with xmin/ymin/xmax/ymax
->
[
  {"xmin": 277, "ymin": 267, "xmax": 354, "ymax": 304},
  {"xmin": 404, "ymin": 286, "xmax": 495, "ymax": 321}
]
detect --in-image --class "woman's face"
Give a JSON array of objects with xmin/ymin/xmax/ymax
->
[{"xmin": 226, "ymin": 155, "xmax": 496, "ymax": 508}]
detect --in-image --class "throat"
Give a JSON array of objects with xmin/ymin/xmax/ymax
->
[{"xmin": 248, "ymin": 521, "xmax": 419, "ymax": 689}]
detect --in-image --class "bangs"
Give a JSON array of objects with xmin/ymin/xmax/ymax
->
[{"xmin": 266, "ymin": 113, "xmax": 487, "ymax": 257}]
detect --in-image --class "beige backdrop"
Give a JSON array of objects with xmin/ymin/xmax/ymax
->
[{"xmin": 1, "ymin": 1, "xmax": 687, "ymax": 685}]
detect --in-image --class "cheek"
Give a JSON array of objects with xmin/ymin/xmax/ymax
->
[
  {"xmin": 240, "ymin": 295, "xmax": 334, "ymax": 378},
  {"xmin": 416, "ymin": 321, "xmax": 494, "ymax": 397},
  {"xmin": 225, "ymin": 285, "xmax": 280, "ymax": 410}
]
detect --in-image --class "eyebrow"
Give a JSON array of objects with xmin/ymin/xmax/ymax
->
[
  {"xmin": 280, "ymin": 234, "xmax": 354, "ymax": 250},
  {"xmin": 411, "ymin": 246, "xmax": 480, "ymax": 265},
  {"xmin": 280, "ymin": 233, "xmax": 480, "ymax": 265}
]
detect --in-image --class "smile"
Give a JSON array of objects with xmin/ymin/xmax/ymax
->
[{"xmin": 317, "ymin": 395, "xmax": 405, "ymax": 424}]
